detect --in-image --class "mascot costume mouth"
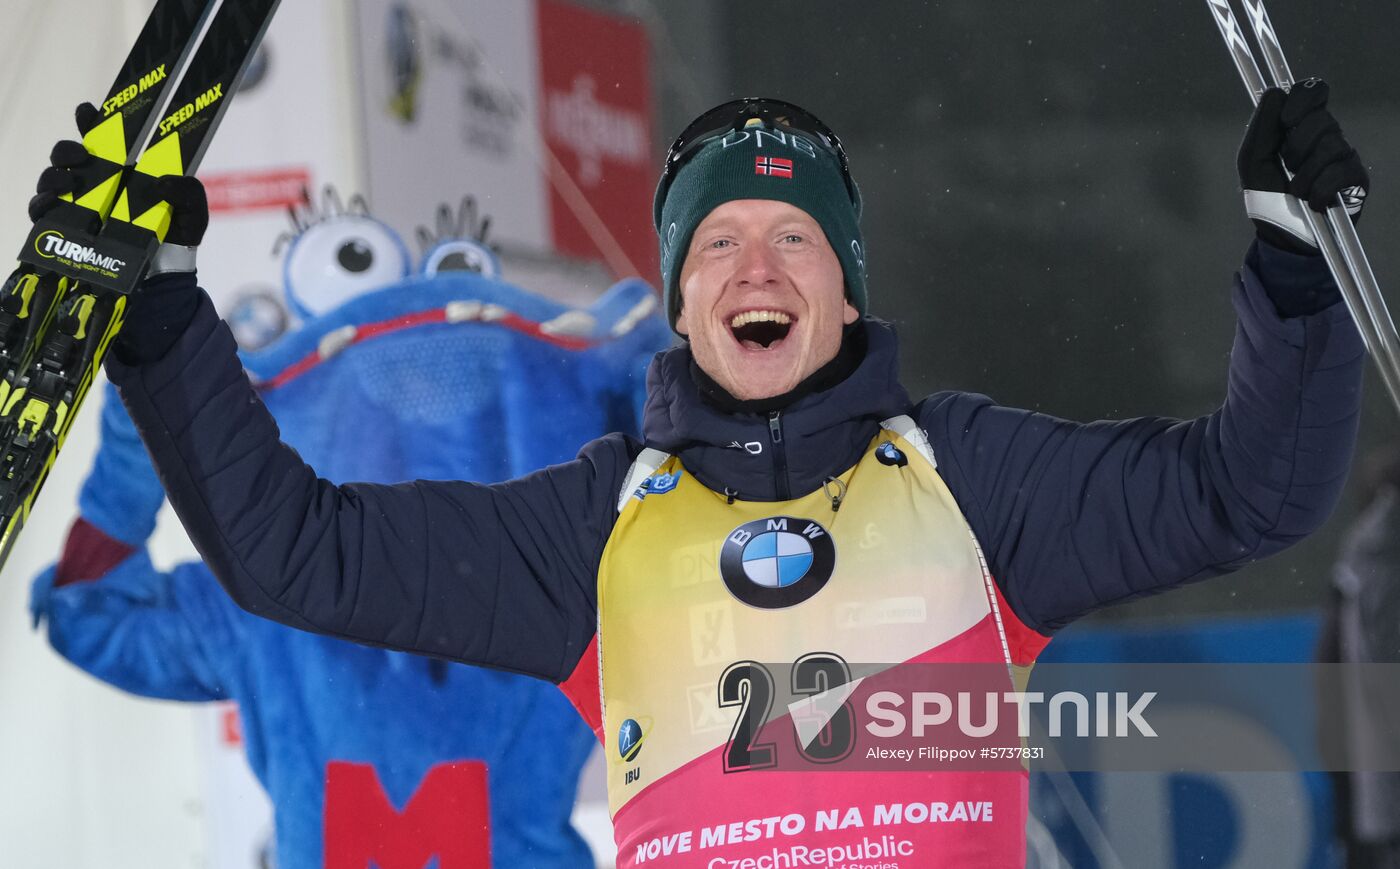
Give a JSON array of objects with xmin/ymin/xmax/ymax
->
[
  {"xmin": 30, "ymin": 186, "xmax": 670, "ymax": 868},
  {"xmin": 246, "ymin": 188, "xmax": 664, "ymax": 484}
]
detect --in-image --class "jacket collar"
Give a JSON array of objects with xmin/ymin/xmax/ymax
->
[{"xmin": 641, "ymin": 318, "xmax": 912, "ymax": 501}]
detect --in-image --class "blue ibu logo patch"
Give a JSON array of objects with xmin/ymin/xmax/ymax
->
[
  {"xmin": 647, "ymin": 470, "xmax": 683, "ymax": 495},
  {"xmin": 634, "ymin": 470, "xmax": 683, "ymax": 501},
  {"xmin": 720, "ymin": 516, "xmax": 836, "ymax": 609}
]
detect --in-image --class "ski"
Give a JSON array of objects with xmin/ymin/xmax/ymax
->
[
  {"xmin": 0, "ymin": 0, "xmax": 213, "ymax": 413},
  {"xmin": 1233, "ymin": 0, "xmax": 1400, "ymax": 416},
  {"xmin": 0, "ymin": 0, "xmax": 282, "ymax": 571}
]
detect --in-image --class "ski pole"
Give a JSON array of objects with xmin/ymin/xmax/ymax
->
[{"xmin": 1205, "ymin": 0, "xmax": 1400, "ymax": 417}]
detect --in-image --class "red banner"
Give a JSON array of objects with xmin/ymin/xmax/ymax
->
[
  {"xmin": 535, "ymin": 0, "xmax": 656, "ymax": 280},
  {"xmin": 203, "ymin": 167, "xmax": 312, "ymax": 214}
]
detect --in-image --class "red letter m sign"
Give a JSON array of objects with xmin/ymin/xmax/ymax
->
[{"xmin": 324, "ymin": 760, "xmax": 490, "ymax": 868}]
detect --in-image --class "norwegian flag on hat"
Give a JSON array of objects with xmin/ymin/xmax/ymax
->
[{"xmin": 755, "ymin": 156, "xmax": 794, "ymax": 178}]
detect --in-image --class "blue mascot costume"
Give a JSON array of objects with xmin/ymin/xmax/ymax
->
[{"xmin": 30, "ymin": 190, "xmax": 670, "ymax": 868}]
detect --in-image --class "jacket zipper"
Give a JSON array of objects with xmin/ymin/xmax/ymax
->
[{"xmin": 768, "ymin": 411, "xmax": 790, "ymax": 500}]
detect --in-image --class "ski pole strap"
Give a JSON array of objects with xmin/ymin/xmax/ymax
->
[
  {"xmin": 148, "ymin": 243, "xmax": 197, "ymax": 277},
  {"xmin": 1243, "ymin": 189, "xmax": 1315, "ymax": 249}
]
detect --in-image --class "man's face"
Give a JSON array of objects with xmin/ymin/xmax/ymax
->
[{"xmin": 676, "ymin": 199, "xmax": 858, "ymax": 401}]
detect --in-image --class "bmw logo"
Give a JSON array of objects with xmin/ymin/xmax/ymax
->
[
  {"xmin": 618, "ymin": 718, "xmax": 647, "ymax": 762},
  {"xmin": 719, "ymin": 516, "xmax": 837, "ymax": 609},
  {"xmin": 226, "ymin": 288, "xmax": 288, "ymax": 351},
  {"xmin": 875, "ymin": 441, "xmax": 908, "ymax": 467}
]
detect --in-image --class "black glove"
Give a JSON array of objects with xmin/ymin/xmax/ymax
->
[
  {"xmin": 28, "ymin": 102, "xmax": 209, "ymax": 248},
  {"xmin": 146, "ymin": 173, "xmax": 209, "ymax": 248},
  {"xmin": 1238, "ymin": 79, "xmax": 1369, "ymax": 255},
  {"xmin": 27, "ymin": 104, "xmax": 210, "ymax": 365},
  {"xmin": 27, "ymin": 104, "xmax": 103, "ymax": 232},
  {"xmin": 115, "ymin": 170, "xmax": 210, "ymax": 363}
]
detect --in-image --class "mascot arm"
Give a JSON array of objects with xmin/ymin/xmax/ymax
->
[{"xmin": 30, "ymin": 383, "xmax": 239, "ymax": 700}]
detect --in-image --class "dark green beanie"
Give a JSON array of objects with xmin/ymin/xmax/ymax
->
[{"xmin": 655, "ymin": 124, "xmax": 865, "ymax": 332}]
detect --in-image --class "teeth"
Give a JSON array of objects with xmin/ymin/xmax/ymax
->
[
  {"xmin": 541, "ymin": 310, "xmax": 596, "ymax": 337},
  {"xmin": 729, "ymin": 310, "xmax": 792, "ymax": 329},
  {"xmin": 611, "ymin": 294, "xmax": 658, "ymax": 337},
  {"xmin": 446, "ymin": 300, "xmax": 483, "ymax": 322},
  {"xmin": 443, "ymin": 301, "xmax": 509, "ymax": 323},
  {"xmin": 318, "ymin": 325, "xmax": 357, "ymax": 359}
]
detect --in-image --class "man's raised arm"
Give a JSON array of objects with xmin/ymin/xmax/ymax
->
[
  {"xmin": 105, "ymin": 274, "xmax": 630, "ymax": 682},
  {"xmin": 927, "ymin": 82, "xmax": 1371, "ymax": 636},
  {"xmin": 929, "ymin": 239, "xmax": 1363, "ymax": 636}
]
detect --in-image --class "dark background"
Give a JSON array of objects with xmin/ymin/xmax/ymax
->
[{"xmin": 597, "ymin": 0, "xmax": 1400, "ymax": 624}]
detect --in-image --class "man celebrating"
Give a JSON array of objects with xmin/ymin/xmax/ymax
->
[{"xmin": 32, "ymin": 84, "xmax": 1367, "ymax": 865}]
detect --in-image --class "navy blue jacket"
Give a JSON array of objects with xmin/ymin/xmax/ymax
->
[{"xmin": 108, "ymin": 241, "xmax": 1364, "ymax": 681}]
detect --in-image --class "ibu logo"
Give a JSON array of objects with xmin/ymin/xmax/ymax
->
[
  {"xmin": 720, "ymin": 516, "xmax": 836, "ymax": 609},
  {"xmin": 644, "ymin": 470, "xmax": 681, "ymax": 496},
  {"xmin": 633, "ymin": 470, "xmax": 682, "ymax": 502},
  {"xmin": 618, "ymin": 716, "xmax": 651, "ymax": 785}
]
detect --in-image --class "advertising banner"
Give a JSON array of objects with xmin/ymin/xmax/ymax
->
[{"xmin": 355, "ymin": 0, "xmax": 655, "ymax": 284}]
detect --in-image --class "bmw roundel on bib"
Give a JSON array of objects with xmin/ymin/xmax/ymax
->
[{"xmin": 719, "ymin": 516, "xmax": 837, "ymax": 609}]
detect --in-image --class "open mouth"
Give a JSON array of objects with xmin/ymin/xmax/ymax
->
[{"xmin": 730, "ymin": 310, "xmax": 793, "ymax": 350}]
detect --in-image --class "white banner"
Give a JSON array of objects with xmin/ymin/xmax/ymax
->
[
  {"xmin": 355, "ymin": 0, "xmax": 550, "ymax": 258},
  {"xmin": 197, "ymin": 0, "xmax": 361, "ymax": 340}
]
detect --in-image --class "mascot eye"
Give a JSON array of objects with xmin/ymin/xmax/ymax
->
[
  {"xmin": 421, "ymin": 239, "xmax": 501, "ymax": 280},
  {"xmin": 337, "ymin": 239, "xmax": 376, "ymax": 273},
  {"xmin": 284, "ymin": 216, "xmax": 410, "ymax": 319}
]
